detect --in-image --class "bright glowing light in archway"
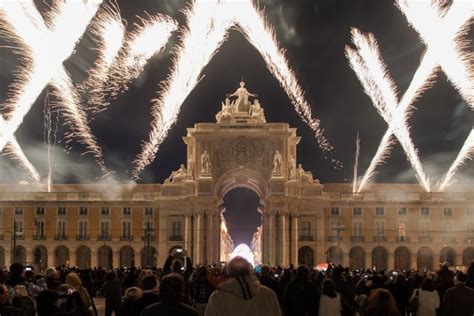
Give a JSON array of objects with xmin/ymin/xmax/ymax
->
[{"xmin": 230, "ymin": 244, "xmax": 255, "ymax": 267}]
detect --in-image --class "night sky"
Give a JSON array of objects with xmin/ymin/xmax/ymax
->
[{"xmin": 0, "ymin": 0, "xmax": 473, "ymax": 187}]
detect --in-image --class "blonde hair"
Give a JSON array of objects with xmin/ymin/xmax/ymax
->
[
  {"xmin": 14, "ymin": 285, "xmax": 28, "ymax": 297},
  {"xmin": 124, "ymin": 287, "xmax": 143, "ymax": 300},
  {"xmin": 65, "ymin": 272, "xmax": 82, "ymax": 287}
]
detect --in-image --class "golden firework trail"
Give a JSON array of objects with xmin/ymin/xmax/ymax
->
[
  {"xmin": 352, "ymin": 133, "xmax": 360, "ymax": 194},
  {"xmin": 132, "ymin": 0, "xmax": 335, "ymax": 179},
  {"xmin": 87, "ymin": 13, "xmax": 177, "ymax": 113},
  {"xmin": 2, "ymin": 138, "xmax": 41, "ymax": 183},
  {"xmin": 346, "ymin": 29, "xmax": 432, "ymax": 192}
]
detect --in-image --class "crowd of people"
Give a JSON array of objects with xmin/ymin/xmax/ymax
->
[{"xmin": 0, "ymin": 256, "xmax": 474, "ymax": 316}]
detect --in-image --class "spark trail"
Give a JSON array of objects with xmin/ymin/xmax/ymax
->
[
  {"xmin": 87, "ymin": 13, "xmax": 177, "ymax": 113},
  {"xmin": 352, "ymin": 133, "xmax": 360, "ymax": 193},
  {"xmin": 133, "ymin": 0, "xmax": 336, "ymax": 179},
  {"xmin": 346, "ymin": 29, "xmax": 431, "ymax": 192}
]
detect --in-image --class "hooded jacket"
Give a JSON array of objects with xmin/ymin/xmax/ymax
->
[{"xmin": 205, "ymin": 275, "xmax": 281, "ymax": 316}]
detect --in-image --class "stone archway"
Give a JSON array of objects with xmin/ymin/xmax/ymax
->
[
  {"xmin": 327, "ymin": 246, "xmax": 343, "ymax": 264},
  {"xmin": 372, "ymin": 246, "xmax": 388, "ymax": 270},
  {"xmin": 33, "ymin": 245, "xmax": 47, "ymax": 271},
  {"xmin": 463, "ymin": 247, "xmax": 474, "ymax": 266},
  {"xmin": 0, "ymin": 246, "xmax": 5, "ymax": 267},
  {"xmin": 349, "ymin": 246, "xmax": 365, "ymax": 270},
  {"xmin": 394, "ymin": 246, "xmax": 411, "ymax": 271},
  {"xmin": 417, "ymin": 246, "xmax": 433, "ymax": 270},
  {"xmin": 141, "ymin": 246, "xmax": 157, "ymax": 267},
  {"xmin": 119, "ymin": 246, "xmax": 135, "ymax": 268},
  {"xmin": 98, "ymin": 246, "xmax": 113, "ymax": 268},
  {"xmin": 14, "ymin": 245, "xmax": 26, "ymax": 264},
  {"xmin": 76, "ymin": 246, "xmax": 91, "ymax": 269},
  {"xmin": 440, "ymin": 247, "xmax": 456, "ymax": 266},
  {"xmin": 298, "ymin": 246, "xmax": 314, "ymax": 267},
  {"xmin": 54, "ymin": 245, "xmax": 69, "ymax": 267}
]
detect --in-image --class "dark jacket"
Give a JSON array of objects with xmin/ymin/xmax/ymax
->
[
  {"xmin": 443, "ymin": 283, "xmax": 474, "ymax": 316},
  {"xmin": 141, "ymin": 302, "xmax": 199, "ymax": 316},
  {"xmin": 12, "ymin": 296, "xmax": 35, "ymax": 316},
  {"xmin": 133, "ymin": 292, "xmax": 160, "ymax": 316},
  {"xmin": 282, "ymin": 278, "xmax": 320, "ymax": 316}
]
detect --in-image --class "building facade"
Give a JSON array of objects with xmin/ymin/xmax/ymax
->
[{"xmin": 0, "ymin": 95, "xmax": 472, "ymax": 271}]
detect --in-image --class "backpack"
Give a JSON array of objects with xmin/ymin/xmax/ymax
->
[{"xmin": 408, "ymin": 289, "xmax": 420, "ymax": 313}]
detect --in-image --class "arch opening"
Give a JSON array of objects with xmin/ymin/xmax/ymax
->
[
  {"xmin": 76, "ymin": 246, "xmax": 91, "ymax": 269},
  {"xmin": 54, "ymin": 245, "xmax": 70, "ymax": 267}
]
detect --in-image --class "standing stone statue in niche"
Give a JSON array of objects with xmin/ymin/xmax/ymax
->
[
  {"xmin": 201, "ymin": 150, "xmax": 212, "ymax": 175},
  {"xmin": 272, "ymin": 150, "xmax": 283, "ymax": 175},
  {"xmin": 289, "ymin": 155, "xmax": 297, "ymax": 179},
  {"xmin": 226, "ymin": 80, "xmax": 257, "ymax": 113},
  {"xmin": 187, "ymin": 157, "xmax": 194, "ymax": 180},
  {"xmin": 165, "ymin": 164, "xmax": 188, "ymax": 183}
]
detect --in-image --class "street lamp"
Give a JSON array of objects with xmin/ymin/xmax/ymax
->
[{"xmin": 332, "ymin": 221, "xmax": 346, "ymax": 265}]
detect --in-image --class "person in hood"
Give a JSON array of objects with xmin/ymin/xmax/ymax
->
[{"xmin": 205, "ymin": 256, "xmax": 281, "ymax": 316}]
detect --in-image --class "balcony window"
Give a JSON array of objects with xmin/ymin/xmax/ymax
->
[
  {"xmin": 123, "ymin": 207, "xmax": 132, "ymax": 216},
  {"xmin": 57, "ymin": 207, "xmax": 66, "ymax": 216},
  {"xmin": 398, "ymin": 207, "xmax": 407, "ymax": 216},
  {"xmin": 375, "ymin": 207, "xmax": 385, "ymax": 216},
  {"xmin": 170, "ymin": 221, "xmax": 182, "ymax": 240},
  {"xmin": 144, "ymin": 207, "xmax": 154, "ymax": 216},
  {"xmin": 36, "ymin": 207, "xmax": 45, "ymax": 215},
  {"xmin": 300, "ymin": 221, "xmax": 313, "ymax": 240},
  {"xmin": 353, "ymin": 207, "xmax": 362, "ymax": 216},
  {"xmin": 443, "ymin": 208, "xmax": 453, "ymax": 216},
  {"xmin": 79, "ymin": 207, "xmax": 88, "ymax": 216},
  {"xmin": 121, "ymin": 221, "xmax": 132, "ymax": 240},
  {"xmin": 14, "ymin": 207, "xmax": 23, "ymax": 215},
  {"xmin": 100, "ymin": 207, "xmax": 110, "ymax": 216},
  {"xmin": 421, "ymin": 207, "xmax": 430, "ymax": 216},
  {"xmin": 330, "ymin": 207, "xmax": 340, "ymax": 216}
]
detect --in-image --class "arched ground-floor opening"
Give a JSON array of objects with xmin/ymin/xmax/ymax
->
[
  {"xmin": 0, "ymin": 246, "xmax": 5, "ymax": 267},
  {"xmin": 463, "ymin": 247, "xmax": 474, "ymax": 266},
  {"xmin": 349, "ymin": 246, "xmax": 365, "ymax": 270},
  {"xmin": 298, "ymin": 246, "xmax": 314, "ymax": 267},
  {"xmin": 417, "ymin": 246, "xmax": 433, "ymax": 270},
  {"xmin": 33, "ymin": 245, "xmax": 47, "ymax": 271},
  {"xmin": 440, "ymin": 247, "xmax": 456, "ymax": 266},
  {"xmin": 14, "ymin": 245, "xmax": 26, "ymax": 264},
  {"xmin": 141, "ymin": 246, "xmax": 157, "ymax": 267},
  {"xmin": 394, "ymin": 246, "xmax": 411, "ymax": 271},
  {"xmin": 76, "ymin": 246, "xmax": 91, "ymax": 269},
  {"xmin": 327, "ymin": 246, "xmax": 343, "ymax": 264},
  {"xmin": 98, "ymin": 245, "xmax": 113, "ymax": 268},
  {"xmin": 372, "ymin": 246, "xmax": 388, "ymax": 270},
  {"xmin": 54, "ymin": 245, "xmax": 69, "ymax": 267},
  {"xmin": 119, "ymin": 246, "xmax": 135, "ymax": 268}
]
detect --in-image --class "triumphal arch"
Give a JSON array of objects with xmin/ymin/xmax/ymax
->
[{"xmin": 162, "ymin": 81, "xmax": 326, "ymax": 266}]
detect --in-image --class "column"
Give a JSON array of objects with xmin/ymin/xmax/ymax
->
[
  {"xmin": 207, "ymin": 213, "xmax": 214, "ymax": 264},
  {"xmin": 365, "ymin": 250, "xmax": 371, "ymax": 269},
  {"xmin": 134, "ymin": 250, "xmax": 142, "ymax": 268},
  {"xmin": 90, "ymin": 248, "xmax": 98, "ymax": 268},
  {"xmin": 269, "ymin": 213, "xmax": 275, "ymax": 265},
  {"xmin": 112, "ymin": 251, "xmax": 120, "ymax": 268},
  {"xmin": 281, "ymin": 213, "xmax": 287, "ymax": 266},
  {"xmin": 68, "ymin": 248, "xmax": 76, "ymax": 267},
  {"xmin": 184, "ymin": 214, "xmax": 191, "ymax": 254},
  {"xmin": 47, "ymin": 250, "xmax": 54, "ymax": 268},
  {"xmin": 194, "ymin": 213, "xmax": 202, "ymax": 264},
  {"xmin": 292, "ymin": 215, "xmax": 299, "ymax": 266},
  {"xmin": 158, "ymin": 214, "xmax": 167, "ymax": 265},
  {"xmin": 389, "ymin": 252, "xmax": 395, "ymax": 269}
]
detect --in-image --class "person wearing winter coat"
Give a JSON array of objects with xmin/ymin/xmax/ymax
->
[
  {"xmin": 205, "ymin": 256, "xmax": 281, "ymax": 316},
  {"xmin": 410, "ymin": 278, "xmax": 439, "ymax": 316},
  {"xmin": 318, "ymin": 278, "xmax": 342, "ymax": 316}
]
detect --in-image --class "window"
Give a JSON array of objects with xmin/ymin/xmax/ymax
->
[
  {"xmin": 122, "ymin": 221, "xmax": 132, "ymax": 238},
  {"xmin": 421, "ymin": 207, "xmax": 430, "ymax": 216},
  {"xmin": 330, "ymin": 207, "xmax": 340, "ymax": 216},
  {"xmin": 398, "ymin": 207, "xmax": 407, "ymax": 216},
  {"xmin": 466, "ymin": 208, "xmax": 474, "ymax": 216},
  {"xmin": 143, "ymin": 221, "xmax": 154, "ymax": 238},
  {"xmin": 398, "ymin": 222, "xmax": 407, "ymax": 238},
  {"xmin": 14, "ymin": 207, "xmax": 23, "ymax": 215},
  {"xmin": 301, "ymin": 221, "xmax": 312, "ymax": 237},
  {"xmin": 171, "ymin": 221, "xmax": 182, "ymax": 238},
  {"xmin": 352, "ymin": 222, "xmax": 363, "ymax": 237},
  {"xmin": 78, "ymin": 221, "xmax": 88, "ymax": 237},
  {"xmin": 329, "ymin": 222, "xmax": 339, "ymax": 237},
  {"xmin": 123, "ymin": 207, "xmax": 132, "ymax": 216},
  {"xmin": 100, "ymin": 207, "xmax": 110, "ymax": 216},
  {"xmin": 79, "ymin": 207, "xmax": 88, "ymax": 216},
  {"xmin": 375, "ymin": 222, "xmax": 385, "ymax": 237},
  {"xmin": 36, "ymin": 207, "xmax": 45, "ymax": 215},
  {"xmin": 144, "ymin": 207, "xmax": 154, "ymax": 216},
  {"xmin": 57, "ymin": 221, "xmax": 66, "ymax": 237},
  {"xmin": 100, "ymin": 221, "xmax": 110, "ymax": 238},
  {"xmin": 420, "ymin": 222, "xmax": 430, "ymax": 236},
  {"xmin": 14, "ymin": 220, "xmax": 23, "ymax": 235},
  {"xmin": 375, "ymin": 207, "xmax": 385, "ymax": 216},
  {"xmin": 467, "ymin": 223, "xmax": 474, "ymax": 240},
  {"xmin": 443, "ymin": 208, "xmax": 453, "ymax": 216},
  {"xmin": 353, "ymin": 207, "xmax": 362, "ymax": 216},
  {"xmin": 35, "ymin": 220, "xmax": 45, "ymax": 237},
  {"xmin": 57, "ymin": 207, "xmax": 66, "ymax": 216}
]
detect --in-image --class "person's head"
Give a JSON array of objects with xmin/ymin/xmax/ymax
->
[
  {"xmin": 36, "ymin": 290, "xmax": 59, "ymax": 315},
  {"xmin": 14, "ymin": 285, "xmax": 28, "ymax": 297},
  {"xmin": 124, "ymin": 287, "xmax": 142, "ymax": 301},
  {"xmin": 159, "ymin": 273, "xmax": 184, "ymax": 303},
  {"xmin": 260, "ymin": 265, "xmax": 271, "ymax": 277},
  {"xmin": 321, "ymin": 278, "xmax": 337, "ymax": 298},
  {"xmin": 9, "ymin": 263, "xmax": 24, "ymax": 278},
  {"xmin": 295, "ymin": 265, "xmax": 310, "ymax": 281},
  {"xmin": 65, "ymin": 272, "xmax": 82, "ymax": 287},
  {"xmin": 226, "ymin": 257, "xmax": 252, "ymax": 277},
  {"xmin": 196, "ymin": 266, "xmax": 208, "ymax": 279},
  {"xmin": 141, "ymin": 274, "xmax": 158, "ymax": 291},
  {"xmin": 104, "ymin": 271, "xmax": 117, "ymax": 282},
  {"xmin": 171, "ymin": 260, "xmax": 182, "ymax": 273},
  {"xmin": 421, "ymin": 277, "xmax": 435, "ymax": 291},
  {"xmin": 45, "ymin": 267, "xmax": 57, "ymax": 279},
  {"xmin": 364, "ymin": 288, "xmax": 399, "ymax": 316},
  {"xmin": 455, "ymin": 272, "xmax": 468, "ymax": 285}
]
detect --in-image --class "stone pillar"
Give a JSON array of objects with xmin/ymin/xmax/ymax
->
[
  {"xmin": 389, "ymin": 252, "xmax": 395, "ymax": 269},
  {"xmin": 281, "ymin": 213, "xmax": 287, "ymax": 266},
  {"xmin": 158, "ymin": 215, "xmax": 168, "ymax": 265},
  {"xmin": 184, "ymin": 214, "xmax": 191, "ymax": 254},
  {"xmin": 134, "ymin": 250, "xmax": 141, "ymax": 268},
  {"xmin": 292, "ymin": 215, "xmax": 299, "ymax": 266},
  {"xmin": 365, "ymin": 251, "xmax": 372, "ymax": 269},
  {"xmin": 268, "ymin": 213, "xmax": 275, "ymax": 265},
  {"xmin": 193, "ymin": 213, "xmax": 202, "ymax": 264},
  {"xmin": 90, "ymin": 249, "xmax": 98, "ymax": 268},
  {"xmin": 316, "ymin": 214, "xmax": 325, "ymax": 264},
  {"xmin": 113, "ymin": 251, "xmax": 119, "ymax": 268},
  {"xmin": 26, "ymin": 247, "xmax": 32, "ymax": 265},
  {"xmin": 47, "ymin": 249, "xmax": 54, "ymax": 268},
  {"xmin": 206, "ymin": 213, "xmax": 214, "ymax": 264},
  {"xmin": 68, "ymin": 249, "xmax": 76, "ymax": 267}
]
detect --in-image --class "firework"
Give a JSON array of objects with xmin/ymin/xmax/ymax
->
[
  {"xmin": 88, "ymin": 13, "xmax": 177, "ymax": 113},
  {"xmin": 437, "ymin": 129, "xmax": 474, "ymax": 191},
  {"xmin": 352, "ymin": 133, "xmax": 360, "ymax": 193},
  {"xmin": 346, "ymin": 29, "xmax": 431, "ymax": 192},
  {"xmin": 2, "ymin": 137, "xmax": 41, "ymax": 183},
  {"xmin": 132, "ymin": 0, "xmax": 335, "ymax": 178}
]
